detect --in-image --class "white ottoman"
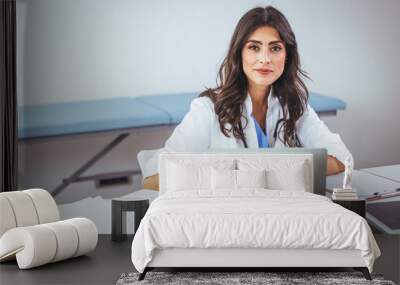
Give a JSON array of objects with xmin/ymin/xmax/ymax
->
[{"xmin": 0, "ymin": 189, "xmax": 98, "ymax": 269}]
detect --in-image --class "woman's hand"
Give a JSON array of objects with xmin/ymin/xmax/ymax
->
[
  {"xmin": 143, "ymin": 174, "xmax": 160, "ymax": 191},
  {"xmin": 327, "ymin": 155, "xmax": 345, "ymax": 176}
]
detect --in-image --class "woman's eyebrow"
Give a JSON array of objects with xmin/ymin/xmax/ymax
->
[
  {"xmin": 268, "ymin": 40, "xmax": 284, "ymax": 45},
  {"xmin": 246, "ymin": 40, "xmax": 284, "ymax": 45},
  {"xmin": 246, "ymin": 40, "xmax": 263, "ymax": 45}
]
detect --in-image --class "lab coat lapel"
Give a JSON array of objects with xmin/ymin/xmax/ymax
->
[
  {"xmin": 267, "ymin": 93, "xmax": 281, "ymax": 147},
  {"xmin": 243, "ymin": 94, "xmax": 258, "ymax": 149}
]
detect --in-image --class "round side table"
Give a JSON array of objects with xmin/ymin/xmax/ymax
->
[{"xmin": 111, "ymin": 198, "xmax": 149, "ymax": 242}]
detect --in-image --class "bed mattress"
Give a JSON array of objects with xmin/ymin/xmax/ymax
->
[{"xmin": 131, "ymin": 190, "xmax": 380, "ymax": 273}]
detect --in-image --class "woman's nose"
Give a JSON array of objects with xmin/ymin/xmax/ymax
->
[{"xmin": 258, "ymin": 50, "xmax": 271, "ymax": 64}]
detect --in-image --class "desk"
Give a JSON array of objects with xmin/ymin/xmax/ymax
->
[
  {"xmin": 361, "ymin": 165, "xmax": 400, "ymax": 235},
  {"xmin": 18, "ymin": 92, "xmax": 346, "ymax": 197},
  {"xmin": 327, "ymin": 165, "xmax": 400, "ymax": 235}
]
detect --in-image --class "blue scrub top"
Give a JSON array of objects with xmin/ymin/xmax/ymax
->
[{"xmin": 251, "ymin": 115, "xmax": 269, "ymax": 148}]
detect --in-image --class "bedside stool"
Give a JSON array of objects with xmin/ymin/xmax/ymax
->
[
  {"xmin": 332, "ymin": 199, "xmax": 366, "ymax": 218},
  {"xmin": 111, "ymin": 198, "xmax": 149, "ymax": 242}
]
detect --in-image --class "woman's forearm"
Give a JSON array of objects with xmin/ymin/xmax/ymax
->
[
  {"xmin": 326, "ymin": 155, "xmax": 345, "ymax": 176},
  {"xmin": 143, "ymin": 173, "xmax": 160, "ymax": 191}
]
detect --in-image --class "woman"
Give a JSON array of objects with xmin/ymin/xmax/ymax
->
[{"xmin": 143, "ymin": 6, "xmax": 351, "ymax": 191}]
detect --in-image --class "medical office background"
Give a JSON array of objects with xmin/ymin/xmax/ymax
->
[{"xmin": 17, "ymin": 0, "xmax": 400, "ymax": 204}]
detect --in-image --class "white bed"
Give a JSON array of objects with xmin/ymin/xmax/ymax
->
[{"xmin": 131, "ymin": 151, "xmax": 380, "ymax": 281}]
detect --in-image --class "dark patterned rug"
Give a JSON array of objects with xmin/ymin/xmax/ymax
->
[{"xmin": 116, "ymin": 271, "xmax": 396, "ymax": 285}]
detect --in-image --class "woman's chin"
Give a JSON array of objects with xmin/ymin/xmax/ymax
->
[{"xmin": 251, "ymin": 79, "xmax": 275, "ymax": 88}]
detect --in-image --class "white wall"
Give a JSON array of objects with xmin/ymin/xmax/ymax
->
[{"xmin": 17, "ymin": 0, "xmax": 400, "ymax": 198}]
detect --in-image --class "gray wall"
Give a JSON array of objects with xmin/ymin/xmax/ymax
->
[{"xmin": 17, "ymin": 0, "xmax": 400, "ymax": 200}]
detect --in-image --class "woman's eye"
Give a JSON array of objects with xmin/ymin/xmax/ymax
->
[
  {"xmin": 249, "ymin": 45, "xmax": 260, "ymax": 51},
  {"xmin": 271, "ymin": 46, "xmax": 282, "ymax": 52}
]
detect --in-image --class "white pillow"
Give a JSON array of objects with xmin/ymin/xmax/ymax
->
[
  {"xmin": 266, "ymin": 161, "xmax": 309, "ymax": 191},
  {"xmin": 211, "ymin": 168, "xmax": 236, "ymax": 190},
  {"xmin": 166, "ymin": 160, "xmax": 235, "ymax": 192},
  {"xmin": 167, "ymin": 162, "xmax": 210, "ymax": 191},
  {"xmin": 211, "ymin": 168, "xmax": 267, "ymax": 190},
  {"xmin": 236, "ymin": 169, "xmax": 267, "ymax": 189}
]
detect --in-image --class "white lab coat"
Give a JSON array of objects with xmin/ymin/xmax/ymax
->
[{"xmin": 143, "ymin": 92, "xmax": 352, "ymax": 178}]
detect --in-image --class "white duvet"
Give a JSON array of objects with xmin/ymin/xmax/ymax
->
[{"xmin": 131, "ymin": 190, "xmax": 380, "ymax": 273}]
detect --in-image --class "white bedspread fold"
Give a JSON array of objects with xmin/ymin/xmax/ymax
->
[{"xmin": 131, "ymin": 190, "xmax": 380, "ymax": 273}]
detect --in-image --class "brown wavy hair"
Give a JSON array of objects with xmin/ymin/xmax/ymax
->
[{"xmin": 199, "ymin": 6, "xmax": 309, "ymax": 147}]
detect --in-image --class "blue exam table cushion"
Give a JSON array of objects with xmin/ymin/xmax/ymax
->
[
  {"xmin": 308, "ymin": 93, "xmax": 346, "ymax": 113},
  {"xmin": 18, "ymin": 98, "xmax": 170, "ymax": 139},
  {"xmin": 136, "ymin": 92, "xmax": 198, "ymax": 124},
  {"xmin": 18, "ymin": 92, "xmax": 345, "ymax": 139}
]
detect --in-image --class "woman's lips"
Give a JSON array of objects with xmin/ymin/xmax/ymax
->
[{"xmin": 254, "ymin": 69, "xmax": 273, "ymax": 75}]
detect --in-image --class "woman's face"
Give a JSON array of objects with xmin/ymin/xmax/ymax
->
[{"xmin": 241, "ymin": 26, "xmax": 286, "ymax": 91}]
